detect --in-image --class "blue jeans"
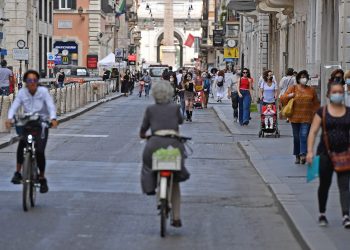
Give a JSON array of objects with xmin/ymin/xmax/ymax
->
[
  {"xmin": 238, "ymin": 90, "xmax": 251, "ymax": 125},
  {"xmin": 144, "ymin": 84, "xmax": 150, "ymax": 96},
  {"xmin": 291, "ymin": 123, "xmax": 311, "ymax": 156}
]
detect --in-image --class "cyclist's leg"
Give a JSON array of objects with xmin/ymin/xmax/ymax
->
[
  {"xmin": 35, "ymin": 128, "xmax": 49, "ymax": 178},
  {"xmin": 171, "ymin": 182, "xmax": 181, "ymax": 221}
]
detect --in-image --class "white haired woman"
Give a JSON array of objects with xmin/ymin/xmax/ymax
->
[{"xmin": 139, "ymin": 81, "xmax": 190, "ymax": 228}]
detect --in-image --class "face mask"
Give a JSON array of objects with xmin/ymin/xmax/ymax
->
[
  {"xmin": 268, "ymin": 76, "xmax": 273, "ymax": 81},
  {"xmin": 346, "ymin": 79, "xmax": 350, "ymax": 85},
  {"xmin": 300, "ymin": 78, "xmax": 308, "ymax": 85},
  {"xmin": 330, "ymin": 93, "xmax": 344, "ymax": 104}
]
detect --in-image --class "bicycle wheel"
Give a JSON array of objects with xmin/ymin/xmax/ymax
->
[
  {"xmin": 160, "ymin": 199, "xmax": 167, "ymax": 237},
  {"xmin": 22, "ymin": 154, "xmax": 31, "ymax": 212}
]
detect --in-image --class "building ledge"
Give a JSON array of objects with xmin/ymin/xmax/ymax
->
[{"xmin": 227, "ymin": 0, "xmax": 256, "ymax": 12}]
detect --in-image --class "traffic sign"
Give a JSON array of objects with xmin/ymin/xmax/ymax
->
[
  {"xmin": 54, "ymin": 55, "xmax": 62, "ymax": 65},
  {"xmin": 52, "ymin": 48, "xmax": 59, "ymax": 55},
  {"xmin": 13, "ymin": 48, "xmax": 29, "ymax": 61},
  {"xmin": 115, "ymin": 48, "xmax": 123, "ymax": 58},
  {"xmin": 224, "ymin": 47, "xmax": 239, "ymax": 59},
  {"xmin": 47, "ymin": 53, "xmax": 54, "ymax": 61},
  {"xmin": 47, "ymin": 60, "xmax": 55, "ymax": 69}
]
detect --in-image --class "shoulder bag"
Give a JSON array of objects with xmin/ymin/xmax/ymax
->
[
  {"xmin": 322, "ymin": 106, "xmax": 350, "ymax": 172},
  {"xmin": 281, "ymin": 85, "xmax": 296, "ymax": 118}
]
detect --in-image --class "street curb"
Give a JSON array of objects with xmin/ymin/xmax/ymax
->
[
  {"xmin": 0, "ymin": 92, "xmax": 123, "ymax": 150},
  {"xmin": 212, "ymin": 106, "xmax": 339, "ymax": 250}
]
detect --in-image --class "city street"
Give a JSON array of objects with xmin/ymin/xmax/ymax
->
[{"xmin": 0, "ymin": 93, "xmax": 302, "ymax": 250}]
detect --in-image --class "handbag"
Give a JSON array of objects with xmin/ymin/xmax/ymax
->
[
  {"xmin": 282, "ymin": 98, "xmax": 294, "ymax": 117},
  {"xmin": 322, "ymin": 106, "xmax": 350, "ymax": 172}
]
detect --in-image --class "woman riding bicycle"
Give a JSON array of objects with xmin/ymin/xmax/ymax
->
[{"xmin": 139, "ymin": 81, "xmax": 190, "ymax": 228}]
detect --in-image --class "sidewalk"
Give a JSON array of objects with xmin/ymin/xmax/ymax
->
[
  {"xmin": 212, "ymin": 100, "xmax": 348, "ymax": 250},
  {"xmin": 0, "ymin": 91, "xmax": 123, "ymax": 150}
]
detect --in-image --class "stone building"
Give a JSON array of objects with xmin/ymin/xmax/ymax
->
[
  {"xmin": 137, "ymin": 0, "xmax": 203, "ymax": 70},
  {"xmin": 1, "ymin": 0, "xmax": 53, "ymax": 75},
  {"xmin": 226, "ymin": 0, "xmax": 350, "ymax": 103}
]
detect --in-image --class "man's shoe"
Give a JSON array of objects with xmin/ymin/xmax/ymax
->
[
  {"xmin": 295, "ymin": 156, "xmax": 301, "ymax": 164},
  {"xmin": 171, "ymin": 219, "xmax": 182, "ymax": 228},
  {"xmin": 300, "ymin": 155, "xmax": 306, "ymax": 165},
  {"xmin": 11, "ymin": 172, "xmax": 22, "ymax": 184},
  {"xmin": 343, "ymin": 215, "xmax": 350, "ymax": 229},
  {"xmin": 39, "ymin": 178, "xmax": 49, "ymax": 193},
  {"xmin": 318, "ymin": 215, "xmax": 328, "ymax": 227}
]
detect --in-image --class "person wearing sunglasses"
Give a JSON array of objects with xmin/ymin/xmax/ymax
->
[
  {"xmin": 5, "ymin": 70, "xmax": 58, "ymax": 193},
  {"xmin": 237, "ymin": 68, "xmax": 253, "ymax": 125}
]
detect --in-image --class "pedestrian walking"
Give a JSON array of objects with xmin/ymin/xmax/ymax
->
[
  {"xmin": 111, "ymin": 68, "xmax": 119, "ymax": 92},
  {"xmin": 202, "ymin": 72, "xmax": 211, "ymax": 108},
  {"xmin": 215, "ymin": 70, "xmax": 225, "ymax": 102},
  {"xmin": 227, "ymin": 70, "xmax": 239, "ymax": 123},
  {"xmin": 139, "ymin": 81, "xmax": 190, "ymax": 228},
  {"xmin": 279, "ymin": 68, "xmax": 296, "ymax": 120},
  {"xmin": 183, "ymin": 72, "xmax": 196, "ymax": 122},
  {"xmin": 55, "ymin": 69, "xmax": 65, "ymax": 89},
  {"xmin": 307, "ymin": 80, "xmax": 350, "ymax": 228},
  {"xmin": 259, "ymin": 70, "xmax": 278, "ymax": 105},
  {"xmin": 176, "ymin": 69, "xmax": 183, "ymax": 86},
  {"xmin": 102, "ymin": 68, "xmax": 111, "ymax": 81},
  {"xmin": 281, "ymin": 70, "xmax": 320, "ymax": 164},
  {"xmin": 0, "ymin": 60, "xmax": 14, "ymax": 95},
  {"xmin": 169, "ymin": 72, "xmax": 178, "ymax": 97},
  {"xmin": 121, "ymin": 70, "xmax": 131, "ymax": 96},
  {"xmin": 237, "ymin": 68, "xmax": 253, "ymax": 126}
]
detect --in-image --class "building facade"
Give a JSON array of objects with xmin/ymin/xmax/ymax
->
[
  {"xmin": 226, "ymin": 0, "xmax": 350, "ymax": 103},
  {"xmin": 137, "ymin": 0, "xmax": 203, "ymax": 70}
]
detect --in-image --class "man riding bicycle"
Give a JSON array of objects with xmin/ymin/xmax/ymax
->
[{"xmin": 5, "ymin": 70, "xmax": 58, "ymax": 193}]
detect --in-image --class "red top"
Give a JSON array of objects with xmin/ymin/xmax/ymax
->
[{"xmin": 240, "ymin": 77, "xmax": 250, "ymax": 90}]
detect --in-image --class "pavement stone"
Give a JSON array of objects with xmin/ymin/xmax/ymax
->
[{"xmin": 213, "ymin": 100, "xmax": 348, "ymax": 250}]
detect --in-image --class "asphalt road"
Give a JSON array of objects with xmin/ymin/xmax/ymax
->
[{"xmin": 0, "ymin": 90, "xmax": 302, "ymax": 250}]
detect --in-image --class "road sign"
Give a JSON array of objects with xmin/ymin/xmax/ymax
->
[
  {"xmin": 52, "ymin": 48, "xmax": 59, "ymax": 55},
  {"xmin": 13, "ymin": 48, "xmax": 29, "ymax": 61},
  {"xmin": 224, "ymin": 47, "xmax": 239, "ymax": 59},
  {"xmin": 54, "ymin": 55, "xmax": 62, "ymax": 65},
  {"xmin": 115, "ymin": 48, "xmax": 123, "ymax": 58},
  {"xmin": 47, "ymin": 53, "xmax": 54, "ymax": 61},
  {"xmin": 47, "ymin": 60, "xmax": 55, "ymax": 69}
]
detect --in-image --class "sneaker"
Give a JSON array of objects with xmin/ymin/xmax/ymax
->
[
  {"xmin": 234, "ymin": 118, "xmax": 238, "ymax": 123},
  {"xmin": 343, "ymin": 215, "xmax": 350, "ymax": 229},
  {"xmin": 171, "ymin": 219, "xmax": 182, "ymax": 228},
  {"xmin": 300, "ymin": 155, "xmax": 306, "ymax": 165},
  {"xmin": 11, "ymin": 172, "xmax": 22, "ymax": 184},
  {"xmin": 295, "ymin": 156, "xmax": 300, "ymax": 164},
  {"xmin": 318, "ymin": 215, "xmax": 328, "ymax": 227},
  {"xmin": 39, "ymin": 178, "xmax": 49, "ymax": 193}
]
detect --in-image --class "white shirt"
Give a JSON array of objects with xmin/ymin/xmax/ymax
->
[
  {"xmin": 8, "ymin": 86, "xmax": 57, "ymax": 121},
  {"xmin": 176, "ymin": 73, "xmax": 182, "ymax": 85}
]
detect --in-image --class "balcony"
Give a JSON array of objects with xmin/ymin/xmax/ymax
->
[{"xmin": 226, "ymin": 0, "xmax": 256, "ymax": 12}]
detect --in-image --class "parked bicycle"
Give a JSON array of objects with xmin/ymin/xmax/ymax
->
[
  {"xmin": 15, "ymin": 113, "xmax": 51, "ymax": 212},
  {"xmin": 151, "ymin": 135, "xmax": 191, "ymax": 237}
]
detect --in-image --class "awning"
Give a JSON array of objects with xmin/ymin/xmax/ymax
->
[{"xmin": 227, "ymin": 0, "xmax": 256, "ymax": 12}]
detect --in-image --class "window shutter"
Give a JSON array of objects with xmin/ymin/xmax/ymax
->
[
  {"xmin": 71, "ymin": 0, "xmax": 77, "ymax": 10},
  {"xmin": 53, "ymin": 0, "xmax": 59, "ymax": 9}
]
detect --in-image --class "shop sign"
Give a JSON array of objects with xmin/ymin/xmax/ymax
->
[
  {"xmin": 213, "ymin": 30, "xmax": 224, "ymax": 47},
  {"xmin": 53, "ymin": 41, "xmax": 78, "ymax": 53},
  {"xmin": 47, "ymin": 60, "xmax": 55, "ymax": 69},
  {"xmin": 87, "ymin": 55, "xmax": 98, "ymax": 69},
  {"xmin": 62, "ymin": 56, "xmax": 70, "ymax": 65}
]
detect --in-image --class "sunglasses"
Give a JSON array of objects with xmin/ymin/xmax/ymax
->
[
  {"xmin": 242, "ymin": 72, "xmax": 248, "ymax": 74},
  {"xmin": 26, "ymin": 79, "xmax": 38, "ymax": 84}
]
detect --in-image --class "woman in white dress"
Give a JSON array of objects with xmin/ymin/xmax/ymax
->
[{"xmin": 215, "ymin": 70, "xmax": 225, "ymax": 102}]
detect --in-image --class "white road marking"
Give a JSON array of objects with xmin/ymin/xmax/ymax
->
[{"xmin": 50, "ymin": 134, "xmax": 109, "ymax": 138}]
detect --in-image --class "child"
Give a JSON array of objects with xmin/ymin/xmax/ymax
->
[{"xmin": 263, "ymin": 104, "xmax": 275, "ymax": 129}]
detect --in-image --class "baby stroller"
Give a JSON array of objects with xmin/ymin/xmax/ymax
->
[
  {"xmin": 258, "ymin": 102, "xmax": 280, "ymax": 138},
  {"xmin": 194, "ymin": 85, "xmax": 203, "ymax": 109}
]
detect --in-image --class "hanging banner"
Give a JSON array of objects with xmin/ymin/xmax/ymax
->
[{"xmin": 184, "ymin": 34, "xmax": 195, "ymax": 47}]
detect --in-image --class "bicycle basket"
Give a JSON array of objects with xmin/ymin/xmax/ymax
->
[{"xmin": 152, "ymin": 147, "xmax": 182, "ymax": 171}]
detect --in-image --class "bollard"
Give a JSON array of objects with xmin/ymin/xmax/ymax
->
[
  {"xmin": 60, "ymin": 87, "xmax": 66, "ymax": 114},
  {"xmin": 66, "ymin": 86, "xmax": 71, "ymax": 113},
  {"xmin": 71, "ymin": 84, "xmax": 76, "ymax": 111},
  {"xmin": 0, "ymin": 95, "xmax": 10, "ymax": 132}
]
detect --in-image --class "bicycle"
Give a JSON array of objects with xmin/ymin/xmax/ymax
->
[
  {"xmin": 151, "ymin": 136, "xmax": 191, "ymax": 237},
  {"xmin": 15, "ymin": 113, "xmax": 51, "ymax": 212}
]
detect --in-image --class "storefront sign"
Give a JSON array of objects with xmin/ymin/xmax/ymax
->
[
  {"xmin": 54, "ymin": 55, "xmax": 62, "ymax": 65},
  {"xmin": 53, "ymin": 41, "xmax": 78, "ymax": 53},
  {"xmin": 128, "ymin": 54, "xmax": 136, "ymax": 61},
  {"xmin": 213, "ymin": 30, "xmax": 224, "ymax": 47},
  {"xmin": 87, "ymin": 55, "xmax": 98, "ymax": 69},
  {"xmin": 62, "ymin": 56, "xmax": 70, "ymax": 65},
  {"xmin": 47, "ymin": 60, "xmax": 55, "ymax": 69},
  {"xmin": 58, "ymin": 20, "xmax": 73, "ymax": 29},
  {"xmin": 13, "ymin": 48, "xmax": 29, "ymax": 61}
]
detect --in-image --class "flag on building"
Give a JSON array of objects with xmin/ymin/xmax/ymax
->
[
  {"xmin": 116, "ymin": 0, "xmax": 126, "ymax": 17},
  {"xmin": 184, "ymin": 34, "xmax": 195, "ymax": 47}
]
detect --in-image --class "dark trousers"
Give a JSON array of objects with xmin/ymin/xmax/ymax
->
[
  {"xmin": 17, "ymin": 128, "xmax": 49, "ymax": 173},
  {"xmin": 231, "ymin": 91, "xmax": 239, "ymax": 118},
  {"xmin": 318, "ymin": 154, "xmax": 350, "ymax": 216},
  {"xmin": 291, "ymin": 123, "xmax": 311, "ymax": 156}
]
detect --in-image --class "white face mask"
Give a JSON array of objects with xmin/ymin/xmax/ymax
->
[{"xmin": 300, "ymin": 78, "xmax": 308, "ymax": 85}]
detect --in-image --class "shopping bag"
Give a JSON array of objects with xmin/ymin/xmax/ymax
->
[
  {"xmin": 307, "ymin": 156, "xmax": 320, "ymax": 183},
  {"xmin": 282, "ymin": 98, "xmax": 294, "ymax": 118}
]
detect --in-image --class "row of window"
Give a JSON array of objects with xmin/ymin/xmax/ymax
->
[
  {"xmin": 39, "ymin": 0, "xmax": 53, "ymax": 23},
  {"xmin": 39, "ymin": 35, "xmax": 53, "ymax": 74},
  {"xmin": 53, "ymin": 0, "xmax": 77, "ymax": 10}
]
